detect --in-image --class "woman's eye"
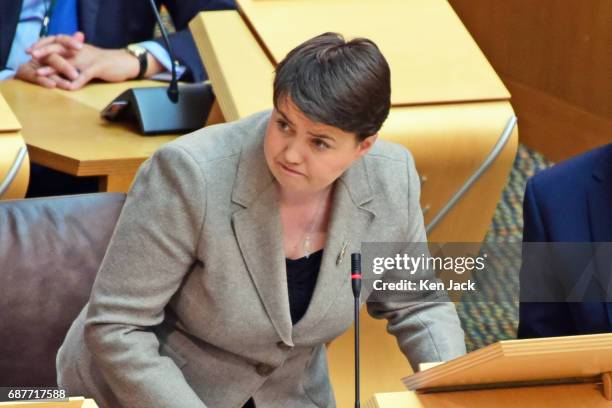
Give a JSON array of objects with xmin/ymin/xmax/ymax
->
[
  {"xmin": 276, "ymin": 119, "xmax": 290, "ymax": 133},
  {"xmin": 312, "ymin": 139, "xmax": 331, "ymax": 151}
]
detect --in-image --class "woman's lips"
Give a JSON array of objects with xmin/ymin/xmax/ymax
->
[{"xmin": 278, "ymin": 162, "xmax": 304, "ymax": 176}]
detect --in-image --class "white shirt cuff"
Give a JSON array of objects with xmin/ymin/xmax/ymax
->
[
  {"xmin": 138, "ymin": 40, "xmax": 186, "ymax": 81},
  {"xmin": 0, "ymin": 69, "xmax": 17, "ymax": 81}
]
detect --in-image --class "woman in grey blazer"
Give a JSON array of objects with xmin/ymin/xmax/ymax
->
[{"xmin": 57, "ymin": 32, "xmax": 466, "ymax": 408}]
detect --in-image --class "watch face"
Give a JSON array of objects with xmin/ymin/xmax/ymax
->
[
  {"xmin": 126, "ymin": 44, "xmax": 148, "ymax": 79},
  {"xmin": 128, "ymin": 44, "xmax": 146, "ymax": 56}
]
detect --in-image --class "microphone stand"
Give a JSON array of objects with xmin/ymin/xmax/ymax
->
[
  {"xmin": 147, "ymin": 0, "xmax": 178, "ymax": 103},
  {"xmin": 351, "ymin": 253, "xmax": 362, "ymax": 408},
  {"xmin": 100, "ymin": 0, "xmax": 215, "ymax": 135}
]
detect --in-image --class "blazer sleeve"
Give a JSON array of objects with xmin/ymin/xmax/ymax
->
[
  {"xmin": 83, "ymin": 144, "xmax": 208, "ymax": 408},
  {"xmin": 154, "ymin": 0, "xmax": 236, "ymax": 82},
  {"xmin": 517, "ymin": 178, "xmax": 573, "ymax": 338},
  {"xmin": 367, "ymin": 150, "xmax": 467, "ymax": 371}
]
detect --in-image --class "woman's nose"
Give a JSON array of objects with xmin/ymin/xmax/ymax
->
[{"xmin": 283, "ymin": 139, "xmax": 304, "ymax": 164}]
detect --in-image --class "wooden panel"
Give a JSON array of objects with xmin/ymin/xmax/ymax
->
[
  {"xmin": 0, "ymin": 93, "xmax": 28, "ymax": 200},
  {"xmin": 368, "ymin": 384, "xmax": 611, "ymax": 408},
  {"xmin": 448, "ymin": 0, "xmax": 612, "ymax": 159},
  {"xmin": 328, "ymin": 309, "xmax": 414, "ymax": 408},
  {"xmin": 403, "ymin": 333, "xmax": 612, "ymax": 390},
  {"xmin": 448, "ymin": 0, "xmax": 612, "ymax": 120},
  {"xmin": 0, "ymin": 92, "xmax": 21, "ymax": 132},
  {"xmin": 0, "ymin": 132, "xmax": 29, "ymax": 200},
  {"xmin": 503, "ymin": 76, "xmax": 612, "ymax": 162},
  {"xmin": 237, "ymin": 0, "xmax": 510, "ymax": 106},
  {"xmin": 382, "ymin": 101, "xmax": 518, "ymax": 243},
  {"xmin": 190, "ymin": 11, "xmax": 274, "ymax": 122}
]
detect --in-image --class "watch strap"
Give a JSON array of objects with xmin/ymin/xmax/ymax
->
[{"xmin": 126, "ymin": 45, "xmax": 148, "ymax": 79}]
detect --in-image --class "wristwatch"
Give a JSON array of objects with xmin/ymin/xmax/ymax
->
[{"xmin": 125, "ymin": 44, "xmax": 148, "ymax": 79}]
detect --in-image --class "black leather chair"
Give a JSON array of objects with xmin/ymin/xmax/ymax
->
[{"xmin": 0, "ymin": 193, "xmax": 126, "ymax": 386}]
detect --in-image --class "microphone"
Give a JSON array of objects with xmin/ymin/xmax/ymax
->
[
  {"xmin": 351, "ymin": 253, "xmax": 362, "ymax": 408},
  {"xmin": 100, "ymin": 0, "xmax": 215, "ymax": 135},
  {"xmin": 147, "ymin": 0, "xmax": 178, "ymax": 103}
]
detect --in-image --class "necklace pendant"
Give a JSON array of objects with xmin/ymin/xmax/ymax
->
[{"xmin": 303, "ymin": 235, "xmax": 311, "ymax": 258}]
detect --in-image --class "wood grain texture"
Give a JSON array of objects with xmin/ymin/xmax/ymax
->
[
  {"xmin": 448, "ymin": 0, "xmax": 612, "ymax": 160},
  {"xmin": 503, "ymin": 76, "xmax": 612, "ymax": 162}
]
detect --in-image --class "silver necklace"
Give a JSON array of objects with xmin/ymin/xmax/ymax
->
[{"xmin": 297, "ymin": 192, "xmax": 327, "ymax": 259}]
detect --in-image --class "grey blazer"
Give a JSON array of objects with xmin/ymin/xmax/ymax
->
[{"xmin": 56, "ymin": 111, "xmax": 466, "ymax": 408}]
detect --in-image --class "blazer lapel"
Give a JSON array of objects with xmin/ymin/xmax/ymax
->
[
  {"xmin": 231, "ymin": 120, "xmax": 293, "ymax": 345},
  {"xmin": 586, "ymin": 145, "xmax": 612, "ymax": 328},
  {"xmin": 294, "ymin": 156, "xmax": 376, "ymax": 338},
  {"xmin": 0, "ymin": 0, "xmax": 23, "ymax": 68},
  {"xmin": 230, "ymin": 118, "xmax": 378, "ymax": 343},
  {"xmin": 587, "ymin": 149, "xmax": 612, "ymax": 243},
  {"xmin": 77, "ymin": 0, "xmax": 101, "ymax": 42}
]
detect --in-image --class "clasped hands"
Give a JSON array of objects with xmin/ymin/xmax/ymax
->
[{"xmin": 16, "ymin": 32, "xmax": 159, "ymax": 90}]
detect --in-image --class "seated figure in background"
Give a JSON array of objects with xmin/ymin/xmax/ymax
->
[
  {"xmin": 0, "ymin": 0, "xmax": 235, "ymax": 197},
  {"xmin": 0, "ymin": 0, "xmax": 235, "ymax": 89},
  {"xmin": 518, "ymin": 143, "xmax": 612, "ymax": 338}
]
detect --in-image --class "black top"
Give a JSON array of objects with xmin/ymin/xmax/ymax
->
[
  {"xmin": 286, "ymin": 249, "xmax": 323, "ymax": 324},
  {"xmin": 243, "ymin": 249, "xmax": 323, "ymax": 408}
]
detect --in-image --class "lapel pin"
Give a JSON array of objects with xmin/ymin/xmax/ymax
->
[{"xmin": 336, "ymin": 240, "xmax": 349, "ymax": 266}]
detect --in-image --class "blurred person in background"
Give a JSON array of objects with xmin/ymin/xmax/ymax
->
[
  {"xmin": 518, "ymin": 143, "xmax": 612, "ymax": 338},
  {"xmin": 0, "ymin": 0, "xmax": 235, "ymax": 88}
]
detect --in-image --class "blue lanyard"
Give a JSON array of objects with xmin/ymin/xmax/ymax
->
[{"xmin": 39, "ymin": 0, "xmax": 58, "ymax": 38}]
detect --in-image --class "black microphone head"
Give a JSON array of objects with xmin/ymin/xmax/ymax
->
[
  {"xmin": 167, "ymin": 85, "xmax": 179, "ymax": 104},
  {"xmin": 351, "ymin": 253, "xmax": 361, "ymax": 274}
]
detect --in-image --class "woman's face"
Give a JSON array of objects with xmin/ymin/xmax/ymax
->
[{"xmin": 264, "ymin": 97, "xmax": 376, "ymax": 196}]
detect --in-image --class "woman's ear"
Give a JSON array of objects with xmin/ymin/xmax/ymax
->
[{"xmin": 356, "ymin": 133, "xmax": 378, "ymax": 158}]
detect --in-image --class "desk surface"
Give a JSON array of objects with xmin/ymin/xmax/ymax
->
[
  {"xmin": 0, "ymin": 91, "xmax": 29, "ymax": 199},
  {"xmin": 237, "ymin": 0, "xmax": 509, "ymax": 106},
  {"xmin": 0, "ymin": 91, "xmax": 21, "ymax": 133},
  {"xmin": 0, "ymin": 80, "xmax": 179, "ymax": 192}
]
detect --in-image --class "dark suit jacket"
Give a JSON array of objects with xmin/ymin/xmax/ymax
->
[
  {"xmin": 518, "ymin": 143, "xmax": 612, "ymax": 338},
  {"xmin": 0, "ymin": 0, "xmax": 235, "ymax": 82}
]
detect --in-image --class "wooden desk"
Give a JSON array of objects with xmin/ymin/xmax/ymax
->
[
  {"xmin": 367, "ymin": 385, "xmax": 612, "ymax": 408},
  {"xmin": 0, "ymin": 91, "xmax": 29, "ymax": 199},
  {"xmin": 0, "ymin": 80, "xmax": 179, "ymax": 192}
]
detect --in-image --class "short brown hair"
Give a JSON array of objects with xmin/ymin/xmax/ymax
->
[{"xmin": 273, "ymin": 32, "xmax": 391, "ymax": 141}]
